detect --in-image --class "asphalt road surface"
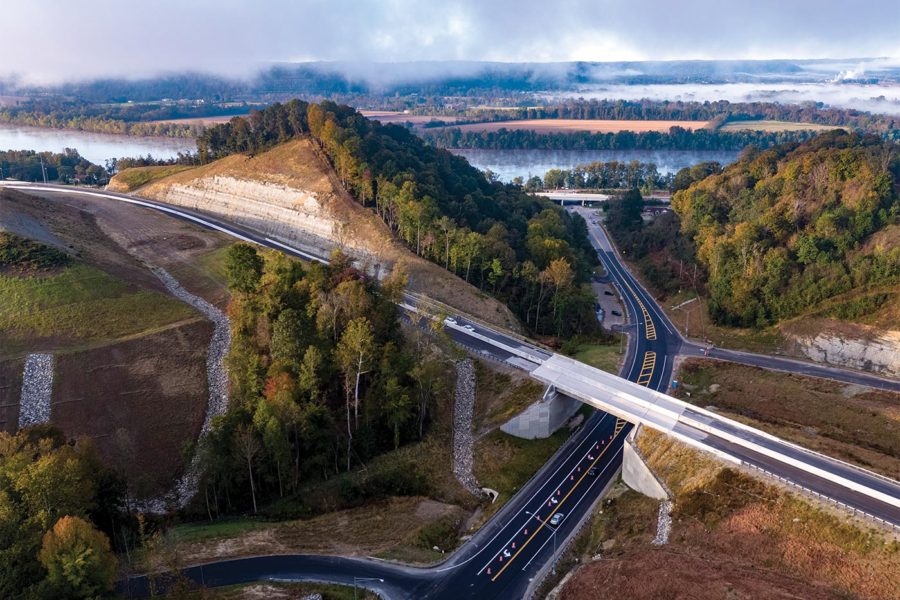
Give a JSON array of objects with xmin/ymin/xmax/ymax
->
[{"xmin": 7, "ymin": 184, "xmax": 899, "ymax": 596}]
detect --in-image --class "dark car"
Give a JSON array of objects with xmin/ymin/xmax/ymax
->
[
  {"xmin": 603, "ymin": 290, "xmax": 614, "ymax": 296},
  {"xmin": 588, "ymin": 467, "xmax": 598, "ymax": 477},
  {"xmin": 611, "ymin": 310, "xmax": 622, "ymax": 317}
]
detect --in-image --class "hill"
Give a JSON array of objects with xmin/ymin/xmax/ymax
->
[
  {"xmin": 672, "ymin": 132, "xmax": 899, "ymax": 329},
  {"xmin": 114, "ymin": 137, "xmax": 523, "ymax": 330}
]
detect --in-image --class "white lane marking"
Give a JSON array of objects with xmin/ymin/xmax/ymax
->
[
  {"xmin": 263, "ymin": 237, "xmax": 329, "ymax": 264},
  {"xmin": 472, "ymin": 415, "xmax": 612, "ymax": 576},
  {"xmin": 657, "ymin": 354, "xmax": 668, "ymax": 392},
  {"xmin": 434, "ymin": 413, "xmax": 611, "ymax": 574},
  {"xmin": 520, "ymin": 446, "xmax": 624, "ymax": 571}
]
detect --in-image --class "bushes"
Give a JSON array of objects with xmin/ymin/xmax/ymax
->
[{"xmin": 0, "ymin": 232, "xmax": 70, "ymax": 271}]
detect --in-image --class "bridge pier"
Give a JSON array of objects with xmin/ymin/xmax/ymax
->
[
  {"xmin": 500, "ymin": 386, "xmax": 581, "ymax": 440},
  {"xmin": 622, "ymin": 425, "xmax": 668, "ymax": 500}
]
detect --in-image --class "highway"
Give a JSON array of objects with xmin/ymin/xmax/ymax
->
[
  {"xmin": 570, "ymin": 205, "xmax": 900, "ymax": 393},
  {"xmin": 4, "ymin": 183, "xmax": 650, "ymax": 599},
  {"xmin": 6, "ymin": 183, "xmax": 900, "ymax": 597}
]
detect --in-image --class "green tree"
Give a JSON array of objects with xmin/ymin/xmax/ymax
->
[{"xmin": 225, "ymin": 243, "xmax": 264, "ymax": 293}]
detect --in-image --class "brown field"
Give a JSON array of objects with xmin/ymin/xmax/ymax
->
[
  {"xmin": 720, "ymin": 119, "xmax": 844, "ymax": 132},
  {"xmin": 675, "ymin": 358, "xmax": 900, "ymax": 478},
  {"xmin": 52, "ymin": 320, "xmax": 211, "ymax": 494},
  {"xmin": 554, "ymin": 429, "xmax": 900, "ymax": 600},
  {"xmin": 434, "ymin": 118, "xmax": 709, "ymax": 134},
  {"xmin": 359, "ymin": 110, "xmax": 463, "ymax": 125}
]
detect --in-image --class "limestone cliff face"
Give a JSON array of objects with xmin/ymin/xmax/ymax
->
[
  {"xmin": 786, "ymin": 329, "xmax": 900, "ymax": 378},
  {"xmin": 123, "ymin": 140, "xmax": 523, "ymax": 331},
  {"xmin": 148, "ymin": 175, "xmax": 388, "ymax": 269}
]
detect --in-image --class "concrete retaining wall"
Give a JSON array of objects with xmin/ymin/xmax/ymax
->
[
  {"xmin": 622, "ymin": 430, "xmax": 668, "ymax": 500},
  {"xmin": 501, "ymin": 389, "xmax": 581, "ymax": 440}
]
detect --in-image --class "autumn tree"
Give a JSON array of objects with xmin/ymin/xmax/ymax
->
[{"xmin": 38, "ymin": 515, "xmax": 117, "ymax": 599}]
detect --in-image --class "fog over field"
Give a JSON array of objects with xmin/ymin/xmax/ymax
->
[{"xmin": 554, "ymin": 81, "xmax": 900, "ymax": 115}]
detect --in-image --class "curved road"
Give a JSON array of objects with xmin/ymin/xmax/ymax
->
[
  {"xmin": 7, "ymin": 184, "xmax": 898, "ymax": 597},
  {"xmin": 2, "ymin": 183, "xmax": 663, "ymax": 599}
]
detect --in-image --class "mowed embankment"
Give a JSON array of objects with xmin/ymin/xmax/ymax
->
[
  {"xmin": 0, "ymin": 187, "xmax": 233, "ymax": 493},
  {"xmin": 434, "ymin": 118, "xmax": 709, "ymax": 134},
  {"xmin": 122, "ymin": 137, "xmax": 522, "ymax": 330}
]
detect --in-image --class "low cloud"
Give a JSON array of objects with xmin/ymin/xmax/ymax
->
[{"xmin": 2, "ymin": 0, "xmax": 898, "ymax": 84}]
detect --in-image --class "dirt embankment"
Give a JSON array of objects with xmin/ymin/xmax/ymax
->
[
  {"xmin": 1, "ymin": 188, "xmax": 232, "ymax": 494},
  {"xmin": 558, "ymin": 428, "xmax": 900, "ymax": 600},
  {"xmin": 54, "ymin": 320, "xmax": 212, "ymax": 495},
  {"xmin": 120, "ymin": 137, "xmax": 521, "ymax": 331}
]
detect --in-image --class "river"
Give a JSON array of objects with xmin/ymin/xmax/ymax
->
[
  {"xmin": 0, "ymin": 125, "xmax": 196, "ymax": 165},
  {"xmin": 0, "ymin": 125, "xmax": 739, "ymax": 181},
  {"xmin": 449, "ymin": 149, "xmax": 740, "ymax": 182}
]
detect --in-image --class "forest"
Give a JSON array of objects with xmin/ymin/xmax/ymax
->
[
  {"xmin": 422, "ymin": 126, "xmax": 822, "ymax": 151},
  {"xmin": 0, "ymin": 427, "xmax": 125, "ymax": 600},
  {"xmin": 0, "ymin": 149, "xmax": 106, "ymax": 183},
  {"xmin": 672, "ymin": 132, "xmax": 900, "ymax": 327},
  {"xmin": 199, "ymin": 245, "xmax": 446, "ymax": 514},
  {"xmin": 198, "ymin": 101, "xmax": 601, "ymax": 338}
]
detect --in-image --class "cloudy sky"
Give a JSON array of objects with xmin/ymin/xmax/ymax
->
[{"xmin": 4, "ymin": 0, "xmax": 898, "ymax": 83}]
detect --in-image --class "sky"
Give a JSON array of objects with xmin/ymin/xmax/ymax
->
[{"xmin": 4, "ymin": 0, "xmax": 899, "ymax": 83}]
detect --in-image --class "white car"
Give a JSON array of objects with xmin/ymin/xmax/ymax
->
[
  {"xmin": 550, "ymin": 513, "xmax": 564, "ymax": 526},
  {"xmin": 443, "ymin": 317, "xmax": 457, "ymax": 326},
  {"xmin": 463, "ymin": 324, "xmax": 475, "ymax": 331}
]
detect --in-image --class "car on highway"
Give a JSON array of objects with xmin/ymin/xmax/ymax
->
[
  {"xmin": 588, "ymin": 467, "xmax": 598, "ymax": 477},
  {"xmin": 443, "ymin": 317, "xmax": 457, "ymax": 326},
  {"xmin": 550, "ymin": 513, "xmax": 564, "ymax": 526},
  {"xmin": 463, "ymin": 324, "xmax": 475, "ymax": 331}
]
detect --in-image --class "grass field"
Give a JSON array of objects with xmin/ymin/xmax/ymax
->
[
  {"xmin": 677, "ymin": 358, "xmax": 900, "ymax": 477},
  {"xmin": 110, "ymin": 165, "xmax": 195, "ymax": 191},
  {"xmin": 0, "ymin": 263, "xmax": 196, "ymax": 354},
  {"xmin": 720, "ymin": 119, "xmax": 844, "ymax": 132},
  {"xmin": 436, "ymin": 118, "xmax": 709, "ymax": 134},
  {"xmin": 571, "ymin": 342, "xmax": 623, "ymax": 375}
]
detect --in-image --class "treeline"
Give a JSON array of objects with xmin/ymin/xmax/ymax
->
[
  {"xmin": 672, "ymin": 131, "xmax": 900, "ymax": 327},
  {"xmin": 538, "ymin": 160, "xmax": 676, "ymax": 192},
  {"xmin": 0, "ymin": 149, "xmax": 105, "ymax": 183},
  {"xmin": 198, "ymin": 101, "xmax": 601, "ymax": 338},
  {"xmin": 199, "ymin": 245, "xmax": 446, "ymax": 514},
  {"xmin": 0, "ymin": 427, "xmax": 127, "ymax": 599},
  {"xmin": 465, "ymin": 99, "xmax": 900, "ymax": 133},
  {"xmin": 422, "ymin": 127, "xmax": 821, "ymax": 151},
  {"xmin": 0, "ymin": 99, "xmax": 259, "ymax": 138}
]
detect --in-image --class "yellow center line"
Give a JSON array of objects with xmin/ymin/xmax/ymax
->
[{"xmin": 490, "ymin": 424, "xmax": 626, "ymax": 581}]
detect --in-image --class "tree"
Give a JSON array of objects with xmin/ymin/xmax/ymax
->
[
  {"xmin": 38, "ymin": 515, "xmax": 117, "ymax": 600},
  {"xmin": 225, "ymin": 243, "xmax": 264, "ymax": 293},
  {"xmin": 337, "ymin": 317, "xmax": 375, "ymax": 429},
  {"xmin": 234, "ymin": 426, "xmax": 260, "ymax": 513},
  {"xmin": 336, "ymin": 317, "xmax": 375, "ymax": 470},
  {"xmin": 384, "ymin": 378, "xmax": 413, "ymax": 450}
]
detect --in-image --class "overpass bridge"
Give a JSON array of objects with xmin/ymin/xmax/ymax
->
[{"xmin": 7, "ymin": 181, "xmax": 900, "ymax": 532}]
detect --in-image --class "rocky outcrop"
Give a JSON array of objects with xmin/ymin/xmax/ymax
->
[
  {"xmin": 787, "ymin": 329, "xmax": 900, "ymax": 378},
  {"xmin": 147, "ymin": 175, "xmax": 387, "ymax": 271}
]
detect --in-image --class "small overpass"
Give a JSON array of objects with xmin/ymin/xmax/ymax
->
[{"xmin": 534, "ymin": 191, "xmax": 610, "ymax": 206}]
